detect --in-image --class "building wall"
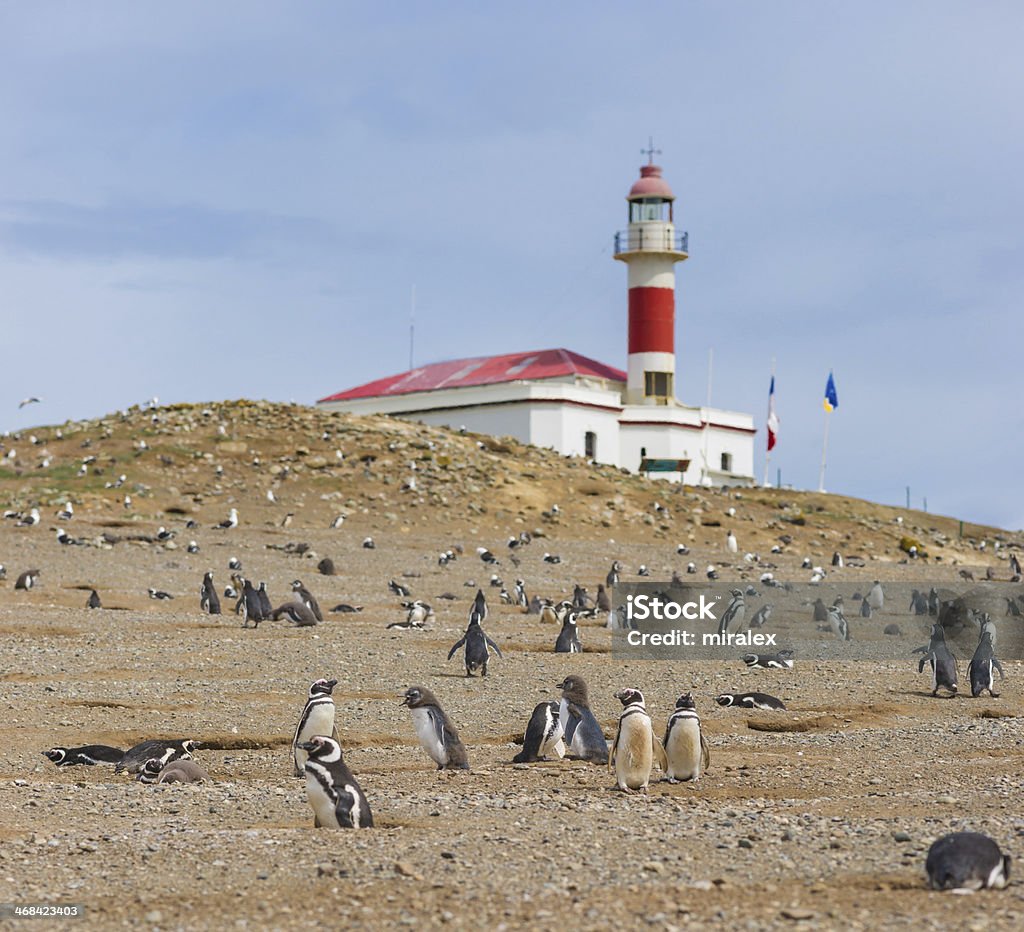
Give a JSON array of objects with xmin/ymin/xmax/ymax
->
[{"xmin": 529, "ymin": 403, "xmax": 621, "ymax": 466}]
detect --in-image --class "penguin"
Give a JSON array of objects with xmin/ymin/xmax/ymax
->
[
  {"xmin": 115, "ymin": 739, "xmax": 198, "ymax": 775},
  {"xmin": 513, "ymin": 579, "xmax": 528, "ymax": 609},
  {"xmin": 401, "ymin": 686, "xmax": 470, "ymax": 770},
  {"xmin": 271, "ymin": 601, "xmax": 319, "ymax": 626},
  {"xmin": 867, "ymin": 581, "xmax": 884, "ymax": 612},
  {"xmin": 43, "ymin": 745, "xmax": 124, "ymax": 767},
  {"xmin": 317, "ymin": 557, "xmax": 337, "ymax": 576},
  {"xmin": 749, "ymin": 604, "xmax": 772, "ymax": 629},
  {"xmin": 300, "ymin": 735, "xmax": 373, "ymax": 828},
  {"xmin": 572, "ymin": 584, "xmax": 589, "ymax": 609},
  {"xmin": 606, "ymin": 561, "xmax": 622, "ymax": 588},
  {"xmin": 257, "ymin": 581, "xmax": 273, "ymax": 618},
  {"xmin": 200, "ymin": 572, "xmax": 221, "ymax": 615},
  {"xmin": 543, "ymin": 553, "xmax": 562, "ymax": 565},
  {"xmin": 725, "ymin": 530, "xmax": 738, "ymax": 554},
  {"xmin": 136, "ymin": 758, "xmax": 167, "ymax": 784},
  {"xmin": 330, "ymin": 602, "xmax": 363, "ymax": 614},
  {"xmin": 595, "ymin": 584, "xmax": 611, "ymax": 612},
  {"xmin": 477, "ymin": 547, "xmax": 499, "ymax": 565},
  {"xmin": 156, "ymin": 759, "xmax": 209, "ymax": 784},
  {"xmin": 389, "ymin": 600, "xmax": 433, "ymax": 629},
  {"xmin": 928, "ymin": 587, "xmax": 940, "ymax": 616},
  {"xmin": 292, "ymin": 678, "xmax": 340, "ymax": 776},
  {"xmin": 910, "ymin": 590, "xmax": 929, "ymax": 615},
  {"xmin": 554, "ymin": 611, "xmax": 582, "ymax": 653},
  {"xmin": 472, "ymin": 588, "xmax": 488, "ymax": 622},
  {"xmin": 715, "ymin": 692, "xmax": 786, "ymax": 711},
  {"xmin": 15, "ymin": 569, "xmax": 40, "ymax": 590},
  {"xmin": 187, "ymin": 540, "xmax": 200, "ymax": 554},
  {"xmin": 860, "ymin": 597, "xmax": 873, "ymax": 618},
  {"xmin": 148, "ymin": 588, "xmax": 174, "ymax": 600},
  {"xmin": 663, "ymin": 692, "xmax": 711, "ymax": 782},
  {"xmin": 362, "ymin": 536, "xmax": 375, "ymax": 549},
  {"xmin": 292, "ymin": 580, "xmax": 323, "ymax": 622},
  {"xmin": 917, "ymin": 623, "xmax": 958, "ymax": 697},
  {"xmin": 827, "ymin": 604, "xmax": 851, "ymax": 641},
  {"xmin": 86, "ymin": 589, "xmax": 102, "ymax": 610},
  {"xmin": 718, "ymin": 590, "xmax": 746, "ymax": 638},
  {"xmin": 388, "ymin": 578, "xmax": 412, "ymax": 598},
  {"xmin": 812, "ymin": 598, "xmax": 829, "ymax": 623},
  {"xmin": 228, "ymin": 556, "xmax": 242, "ymax": 571},
  {"xmin": 512, "ymin": 701, "xmax": 565, "ymax": 763},
  {"xmin": 608, "ymin": 688, "xmax": 666, "ymax": 793},
  {"xmin": 831, "ymin": 551, "xmax": 844, "ymax": 567},
  {"xmin": 925, "ymin": 832, "xmax": 1011, "ymax": 892},
  {"xmin": 556, "ymin": 675, "xmax": 608, "ymax": 764},
  {"xmin": 742, "ymin": 650, "xmax": 794, "ymax": 669},
  {"xmin": 968, "ymin": 624, "xmax": 1004, "ymax": 698},
  {"xmin": 240, "ymin": 579, "xmax": 264, "ymax": 627},
  {"xmin": 447, "ymin": 611, "xmax": 503, "ymax": 676}
]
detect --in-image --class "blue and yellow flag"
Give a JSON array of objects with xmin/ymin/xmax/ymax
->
[{"xmin": 824, "ymin": 372, "xmax": 838, "ymax": 412}]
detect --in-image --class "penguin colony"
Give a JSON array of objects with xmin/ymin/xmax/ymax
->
[{"xmin": 8, "ymin": 407, "xmax": 1019, "ymax": 901}]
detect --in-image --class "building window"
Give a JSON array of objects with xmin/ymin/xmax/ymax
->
[
  {"xmin": 644, "ymin": 371, "xmax": 672, "ymax": 398},
  {"xmin": 630, "ymin": 199, "xmax": 669, "ymax": 223},
  {"xmin": 720, "ymin": 452, "xmax": 733, "ymax": 472},
  {"xmin": 584, "ymin": 431, "xmax": 596, "ymax": 459}
]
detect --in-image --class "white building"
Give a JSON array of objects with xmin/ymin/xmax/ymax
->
[{"xmin": 318, "ymin": 158, "xmax": 755, "ymax": 486}]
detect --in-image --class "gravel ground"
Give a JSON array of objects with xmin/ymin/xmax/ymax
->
[{"xmin": 0, "ymin": 404, "xmax": 1022, "ymax": 930}]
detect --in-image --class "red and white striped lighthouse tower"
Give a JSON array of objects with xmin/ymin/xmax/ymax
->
[{"xmin": 613, "ymin": 145, "xmax": 688, "ymax": 405}]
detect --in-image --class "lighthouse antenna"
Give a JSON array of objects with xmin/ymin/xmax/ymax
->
[{"xmin": 641, "ymin": 137, "xmax": 661, "ymax": 165}]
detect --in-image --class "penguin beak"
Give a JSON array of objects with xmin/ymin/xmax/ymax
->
[
  {"xmin": 298, "ymin": 741, "xmax": 317, "ymax": 751},
  {"xmin": 326, "ymin": 679, "xmax": 338, "ymax": 689},
  {"xmin": 398, "ymin": 693, "xmax": 411, "ymax": 705},
  {"xmin": 555, "ymin": 680, "xmax": 566, "ymax": 690}
]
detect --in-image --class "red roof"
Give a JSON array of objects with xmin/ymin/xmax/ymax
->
[
  {"xmin": 628, "ymin": 164, "xmax": 674, "ymax": 200},
  {"xmin": 318, "ymin": 348, "xmax": 626, "ymax": 403}
]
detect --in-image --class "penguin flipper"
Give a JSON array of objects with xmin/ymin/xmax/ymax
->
[
  {"xmin": 700, "ymin": 734, "xmax": 711, "ymax": 772},
  {"xmin": 918, "ymin": 655, "xmax": 928, "ymax": 674},
  {"xmin": 993, "ymin": 657, "xmax": 1005, "ymax": 679},
  {"xmin": 485, "ymin": 636, "xmax": 503, "ymax": 658},
  {"xmin": 313, "ymin": 814, "xmax": 321, "ymax": 829},
  {"xmin": 652, "ymin": 736, "xmax": 668, "ymax": 771},
  {"xmin": 447, "ymin": 637, "xmax": 466, "ymax": 660}
]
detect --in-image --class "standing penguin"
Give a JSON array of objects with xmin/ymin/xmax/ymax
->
[
  {"xmin": 925, "ymin": 832, "xmax": 1010, "ymax": 891},
  {"xmin": 292, "ymin": 678, "xmax": 340, "ymax": 776},
  {"xmin": 257, "ymin": 582, "xmax": 273, "ymax": 619},
  {"xmin": 556, "ymin": 675, "xmax": 608, "ymax": 764},
  {"xmin": 860, "ymin": 597, "xmax": 873, "ymax": 618},
  {"xmin": 200, "ymin": 572, "xmax": 221, "ymax": 615},
  {"xmin": 663, "ymin": 692, "xmax": 711, "ymax": 782},
  {"xmin": 471, "ymin": 588, "xmax": 488, "ymax": 621},
  {"xmin": 300, "ymin": 735, "xmax": 373, "ymax": 829},
  {"xmin": 86, "ymin": 589, "xmax": 102, "ymax": 610},
  {"xmin": 554, "ymin": 611, "xmax": 582, "ymax": 653},
  {"xmin": 725, "ymin": 530, "xmax": 738, "ymax": 554},
  {"xmin": 827, "ymin": 603, "xmax": 851, "ymax": 641},
  {"xmin": 595, "ymin": 584, "xmax": 611, "ymax": 612},
  {"xmin": 968, "ymin": 622, "xmax": 1005, "ymax": 698},
  {"xmin": 240, "ymin": 579, "xmax": 264, "ymax": 627},
  {"xmin": 447, "ymin": 611, "xmax": 503, "ymax": 676},
  {"xmin": 401, "ymin": 686, "xmax": 470, "ymax": 770},
  {"xmin": 917, "ymin": 623, "xmax": 958, "ymax": 697},
  {"xmin": 718, "ymin": 590, "xmax": 746, "ymax": 638},
  {"xmin": 512, "ymin": 701, "xmax": 565, "ymax": 763},
  {"xmin": 292, "ymin": 580, "xmax": 323, "ymax": 622},
  {"xmin": 608, "ymin": 688, "xmax": 666, "ymax": 792},
  {"xmin": 867, "ymin": 581, "xmax": 885, "ymax": 612}
]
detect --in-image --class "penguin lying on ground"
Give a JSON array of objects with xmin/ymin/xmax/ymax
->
[
  {"xmin": 43, "ymin": 745, "xmax": 124, "ymax": 767},
  {"xmin": 115, "ymin": 739, "xmax": 198, "ymax": 775},
  {"xmin": 715, "ymin": 692, "xmax": 786, "ymax": 711},
  {"xmin": 925, "ymin": 832, "xmax": 1010, "ymax": 892}
]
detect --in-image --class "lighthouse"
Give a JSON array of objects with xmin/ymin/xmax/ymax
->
[
  {"xmin": 613, "ymin": 148, "xmax": 689, "ymax": 406},
  {"xmin": 319, "ymin": 147, "xmax": 755, "ymax": 486}
]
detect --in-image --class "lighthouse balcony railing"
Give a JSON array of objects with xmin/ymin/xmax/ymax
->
[{"xmin": 614, "ymin": 229, "xmax": 688, "ymax": 254}]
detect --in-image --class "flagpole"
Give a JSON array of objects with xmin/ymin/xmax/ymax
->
[
  {"xmin": 763, "ymin": 357, "xmax": 775, "ymax": 487},
  {"xmin": 818, "ymin": 407, "xmax": 830, "ymax": 493}
]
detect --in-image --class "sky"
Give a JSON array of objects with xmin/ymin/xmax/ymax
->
[{"xmin": 1, "ymin": 2, "xmax": 1021, "ymax": 528}]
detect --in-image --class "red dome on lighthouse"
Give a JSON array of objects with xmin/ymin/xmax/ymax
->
[{"xmin": 628, "ymin": 164, "xmax": 674, "ymax": 200}]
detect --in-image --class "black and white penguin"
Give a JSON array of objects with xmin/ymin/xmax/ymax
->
[
  {"xmin": 860, "ymin": 597, "xmax": 873, "ymax": 618},
  {"xmin": 925, "ymin": 832, "xmax": 1011, "ymax": 892},
  {"xmin": 867, "ymin": 580, "xmax": 884, "ymax": 612},
  {"xmin": 749, "ymin": 604, "xmax": 772, "ymax": 629},
  {"xmin": 300, "ymin": 736, "xmax": 373, "ymax": 828},
  {"xmin": 472, "ymin": 588, "xmax": 488, "ymax": 622},
  {"xmin": 595, "ymin": 584, "xmax": 611, "ymax": 613},
  {"xmin": 447, "ymin": 611, "xmax": 503, "ymax": 676},
  {"xmin": 663, "ymin": 692, "xmax": 711, "ymax": 782},
  {"xmin": 148, "ymin": 588, "xmax": 174, "ymax": 600},
  {"xmin": 477, "ymin": 547, "xmax": 499, "ymax": 565},
  {"xmin": 572, "ymin": 584, "xmax": 589, "ymax": 609},
  {"xmin": 187, "ymin": 540, "xmax": 200, "ymax": 554},
  {"xmin": 556, "ymin": 675, "xmax": 608, "ymax": 764},
  {"xmin": 512, "ymin": 701, "xmax": 565, "ymax": 763},
  {"xmin": 554, "ymin": 611, "xmax": 582, "ymax": 653},
  {"xmin": 292, "ymin": 678, "xmax": 340, "ymax": 776},
  {"xmin": 401, "ymin": 686, "xmax": 470, "ymax": 770},
  {"xmin": 257, "ymin": 581, "xmax": 273, "ymax": 619},
  {"xmin": 135, "ymin": 758, "xmax": 166, "ymax": 784},
  {"xmin": 543, "ymin": 553, "xmax": 562, "ymax": 565},
  {"xmin": 742, "ymin": 650, "xmax": 794, "ymax": 669},
  {"xmin": 718, "ymin": 590, "xmax": 746, "ymax": 638},
  {"xmin": 15, "ymin": 569, "xmax": 40, "ymax": 590},
  {"xmin": 513, "ymin": 579, "xmax": 528, "ymax": 609},
  {"xmin": 827, "ymin": 604, "xmax": 851, "ymax": 641},
  {"xmin": 228, "ymin": 556, "xmax": 242, "ymax": 571},
  {"xmin": 910, "ymin": 590, "xmax": 929, "ymax": 615},
  {"xmin": 87, "ymin": 589, "xmax": 102, "ymax": 610},
  {"xmin": 715, "ymin": 692, "xmax": 786, "ymax": 711},
  {"xmin": 609, "ymin": 688, "xmax": 665, "ymax": 792},
  {"xmin": 292, "ymin": 580, "xmax": 323, "ymax": 622},
  {"xmin": 606, "ymin": 561, "xmax": 622, "ymax": 588},
  {"xmin": 240, "ymin": 579, "xmax": 264, "ymax": 627},
  {"xmin": 115, "ymin": 739, "xmax": 198, "ymax": 775},
  {"xmin": 200, "ymin": 572, "xmax": 221, "ymax": 615},
  {"xmin": 968, "ymin": 623, "xmax": 1004, "ymax": 698},
  {"xmin": 214, "ymin": 508, "xmax": 239, "ymax": 530},
  {"xmin": 388, "ymin": 578, "xmax": 412, "ymax": 598},
  {"xmin": 388, "ymin": 600, "xmax": 433, "ymax": 629},
  {"xmin": 917, "ymin": 623, "xmax": 958, "ymax": 697},
  {"xmin": 43, "ymin": 745, "xmax": 124, "ymax": 767},
  {"xmin": 331, "ymin": 602, "xmax": 363, "ymax": 614}
]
